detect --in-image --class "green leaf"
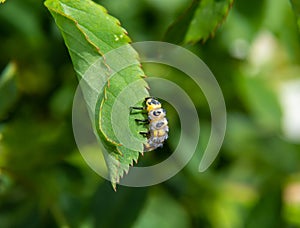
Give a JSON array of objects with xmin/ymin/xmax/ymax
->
[
  {"xmin": 237, "ymin": 75, "xmax": 282, "ymax": 132},
  {"xmin": 133, "ymin": 189, "xmax": 190, "ymax": 228},
  {"xmin": 0, "ymin": 62, "xmax": 18, "ymax": 121},
  {"xmin": 245, "ymin": 184, "xmax": 283, "ymax": 228},
  {"xmin": 92, "ymin": 183, "xmax": 148, "ymax": 227},
  {"xmin": 44, "ymin": 0, "xmax": 149, "ymax": 190},
  {"xmin": 163, "ymin": 0, "xmax": 200, "ymax": 44},
  {"xmin": 0, "ymin": 1, "xmax": 45, "ymax": 45},
  {"xmin": 184, "ymin": 0, "xmax": 234, "ymax": 43},
  {"xmin": 290, "ymin": 0, "xmax": 300, "ymax": 32}
]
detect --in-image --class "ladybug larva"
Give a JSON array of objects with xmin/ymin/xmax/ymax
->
[{"xmin": 130, "ymin": 97, "xmax": 169, "ymax": 152}]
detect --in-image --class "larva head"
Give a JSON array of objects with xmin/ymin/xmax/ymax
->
[
  {"xmin": 145, "ymin": 97, "xmax": 161, "ymax": 112},
  {"xmin": 148, "ymin": 108, "xmax": 166, "ymax": 121}
]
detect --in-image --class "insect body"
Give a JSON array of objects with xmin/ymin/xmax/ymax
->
[{"xmin": 130, "ymin": 97, "xmax": 169, "ymax": 152}]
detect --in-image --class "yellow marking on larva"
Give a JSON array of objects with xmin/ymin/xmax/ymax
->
[{"xmin": 153, "ymin": 129, "xmax": 166, "ymax": 137}]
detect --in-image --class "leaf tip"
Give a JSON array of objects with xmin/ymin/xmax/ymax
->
[{"xmin": 112, "ymin": 182, "xmax": 117, "ymax": 191}]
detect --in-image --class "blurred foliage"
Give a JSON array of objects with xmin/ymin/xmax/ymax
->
[
  {"xmin": 291, "ymin": 0, "xmax": 300, "ymax": 32},
  {"xmin": 164, "ymin": 0, "xmax": 234, "ymax": 43},
  {"xmin": 0, "ymin": 0, "xmax": 300, "ymax": 227}
]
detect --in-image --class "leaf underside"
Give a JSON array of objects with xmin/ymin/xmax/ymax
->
[{"xmin": 45, "ymin": 0, "xmax": 149, "ymax": 190}]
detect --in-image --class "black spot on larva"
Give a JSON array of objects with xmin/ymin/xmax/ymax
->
[
  {"xmin": 151, "ymin": 99, "xmax": 160, "ymax": 105},
  {"xmin": 156, "ymin": 122, "xmax": 164, "ymax": 128},
  {"xmin": 153, "ymin": 110, "xmax": 161, "ymax": 116}
]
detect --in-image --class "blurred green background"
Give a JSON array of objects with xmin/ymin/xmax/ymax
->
[{"xmin": 1, "ymin": 0, "xmax": 300, "ymax": 227}]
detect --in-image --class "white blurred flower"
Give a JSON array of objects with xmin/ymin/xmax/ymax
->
[
  {"xmin": 280, "ymin": 79, "xmax": 300, "ymax": 142},
  {"xmin": 249, "ymin": 30, "xmax": 277, "ymax": 68}
]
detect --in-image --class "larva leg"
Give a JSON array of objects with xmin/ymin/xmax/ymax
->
[
  {"xmin": 139, "ymin": 131, "xmax": 149, "ymax": 137},
  {"xmin": 129, "ymin": 106, "xmax": 144, "ymax": 113},
  {"xmin": 135, "ymin": 119, "xmax": 149, "ymax": 124}
]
